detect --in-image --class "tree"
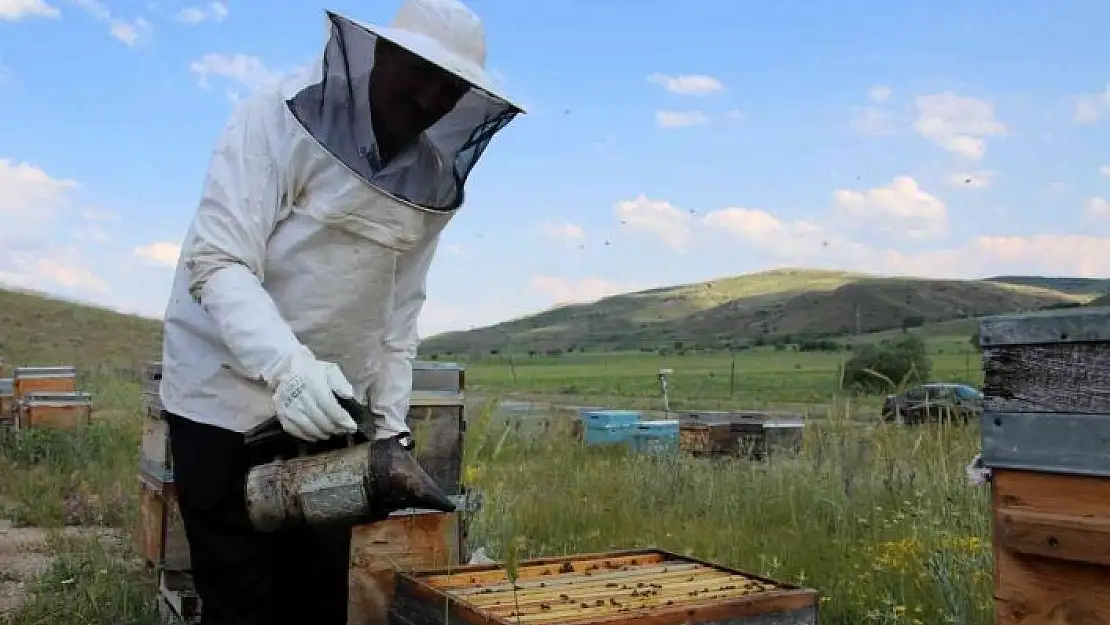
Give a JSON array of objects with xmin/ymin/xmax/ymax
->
[
  {"xmin": 970, "ymin": 330, "xmax": 981, "ymax": 351},
  {"xmin": 841, "ymin": 333, "xmax": 932, "ymax": 394}
]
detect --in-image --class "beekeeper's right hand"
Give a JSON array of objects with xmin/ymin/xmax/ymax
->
[{"xmin": 271, "ymin": 346, "xmax": 360, "ymax": 442}]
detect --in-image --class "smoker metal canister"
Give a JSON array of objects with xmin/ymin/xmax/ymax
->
[{"xmin": 245, "ymin": 443, "xmax": 374, "ymax": 533}]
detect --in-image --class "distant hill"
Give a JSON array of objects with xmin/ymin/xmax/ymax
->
[
  {"xmin": 420, "ymin": 268, "xmax": 1102, "ymax": 356},
  {"xmin": 1, "ymin": 268, "xmax": 1106, "ymax": 370},
  {"xmin": 0, "ymin": 287, "xmax": 162, "ymax": 369}
]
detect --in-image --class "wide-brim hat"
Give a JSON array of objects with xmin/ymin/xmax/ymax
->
[{"xmin": 345, "ymin": 0, "xmax": 525, "ymax": 114}]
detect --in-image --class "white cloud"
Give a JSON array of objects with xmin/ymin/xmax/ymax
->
[
  {"xmin": 832, "ymin": 176, "xmax": 948, "ymax": 238},
  {"xmin": 850, "ymin": 86, "xmax": 897, "ymax": 135},
  {"xmin": 190, "ymin": 53, "xmax": 280, "ymax": 95},
  {"xmin": 529, "ymin": 276, "xmax": 628, "ymax": 305},
  {"xmin": 0, "ymin": 159, "xmax": 78, "ymax": 225},
  {"xmin": 702, "ymin": 207, "xmax": 786, "ymax": 240},
  {"xmin": 1085, "ymin": 197, "xmax": 1110, "ymax": 219},
  {"xmin": 540, "ymin": 219, "xmax": 585, "ymax": 243},
  {"xmin": 176, "ymin": 1, "xmax": 225, "ymax": 24},
  {"xmin": 614, "ymin": 195, "xmax": 693, "ymax": 252},
  {"xmin": 1100, "ymin": 165, "xmax": 1110, "ymax": 178},
  {"xmin": 912, "ymin": 92, "xmax": 1007, "ymax": 161},
  {"xmin": 647, "ymin": 73, "xmax": 723, "ymax": 96},
  {"xmin": 133, "ymin": 241, "xmax": 181, "ymax": 266},
  {"xmin": 850, "ymin": 106, "xmax": 896, "ymax": 135},
  {"xmin": 1074, "ymin": 87, "xmax": 1110, "ymax": 124},
  {"xmin": 0, "ymin": 0, "xmax": 59, "ymax": 20},
  {"xmin": 68, "ymin": 0, "xmax": 151, "ymax": 45},
  {"xmin": 946, "ymin": 170, "xmax": 996, "ymax": 189},
  {"xmin": 869, "ymin": 86, "xmax": 892, "ymax": 102},
  {"xmin": 655, "ymin": 110, "xmax": 708, "ymax": 128}
]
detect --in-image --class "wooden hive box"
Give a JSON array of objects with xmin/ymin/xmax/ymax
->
[
  {"xmin": 12, "ymin": 365, "xmax": 77, "ymax": 400},
  {"xmin": 17, "ymin": 391, "xmax": 93, "ymax": 430},
  {"xmin": 390, "ymin": 548, "xmax": 819, "ymax": 625},
  {"xmin": 136, "ymin": 460, "xmax": 191, "ymax": 572},
  {"xmin": 978, "ymin": 307, "xmax": 1110, "ymax": 624},
  {"xmin": 348, "ymin": 361, "xmax": 470, "ymax": 625},
  {"xmin": 0, "ymin": 378, "xmax": 13, "ymax": 427},
  {"xmin": 141, "ymin": 361, "xmax": 164, "ymax": 418},
  {"xmin": 677, "ymin": 412, "xmax": 767, "ymax": 459}
]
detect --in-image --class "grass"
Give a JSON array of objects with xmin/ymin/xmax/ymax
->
[
  {"xmin": 0, "ymin": 346, "xmax": 995, "ymax": 625},
  {"xmin": 456, "ymin": 334, "xmax": 983, "ymax": 414}
]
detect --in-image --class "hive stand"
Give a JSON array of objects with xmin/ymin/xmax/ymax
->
[{"xmin": 978, "ymin": 307, "xmax": 1110, "ymax": 624}]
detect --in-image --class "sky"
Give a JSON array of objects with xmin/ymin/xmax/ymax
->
[{"xmin": 4, "ymin": 0, "xmax": 1110, "ymax": 338}]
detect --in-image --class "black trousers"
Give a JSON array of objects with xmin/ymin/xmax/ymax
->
[{"xmin": 164, "ymin": 411, "xmax": 352, "ymax": 625}]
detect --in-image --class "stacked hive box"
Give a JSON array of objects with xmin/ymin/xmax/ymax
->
[
  {"xmin": 626, "ymin": 419, "xmax": 681, "ymax": 455},
  {"xmin": 677, "ymin": 411, "xmax": 805, "ymax": 460},
  {"xmin": 142, "ymin": 361, "xmax": 471, "ymax": 625},
  {"xmin": 978, "ymin": 308, "xmax": 1110, "ymax": 623},
  {"xmin": 11, "ymin": 366, "xmax": 93, "ymax": 430},
  {"xmin": 0, "ymin": 378, "xmax": 13, "ymax": 427},
  {"xmin": 581, "ymin": 410, "xmax": 642, "ymax": 446},
  {"xmin": 390, "ymin": 548, "xmax": 820, "ymax": 625}
]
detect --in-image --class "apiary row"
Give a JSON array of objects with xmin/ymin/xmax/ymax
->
[
  {"xmin": 575, "ymin": 408, "xmax": 806, "ymax": 460},
  {"xmin": 0, "ymin": 365, "xmax": 94, "ymax": 431}
]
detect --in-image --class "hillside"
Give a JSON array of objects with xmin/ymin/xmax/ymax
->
[
  {"xmin": 420, "ymin": 268, "xmax": 1104, "ymax": 355},
  {"xmin": 0, "ymin": 287, "xmax": 162, "ymax": 369},
  {"xmin": 0, "ymin": 268, "xmax": 1106, "ymax": 369}
]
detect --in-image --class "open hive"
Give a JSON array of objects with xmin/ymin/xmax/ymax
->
[{"xmin": 390, "ymin": 549, "xmax": 819, "ymax": 625}]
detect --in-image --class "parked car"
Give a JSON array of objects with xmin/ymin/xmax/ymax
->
[{"xmin": 881, "ymin": 383, "xmax": 982, "ymax": 425}]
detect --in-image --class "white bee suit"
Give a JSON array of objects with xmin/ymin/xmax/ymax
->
[{"xmin": 159, "ymin": 7, "xmax": 522, "ymax": 439}]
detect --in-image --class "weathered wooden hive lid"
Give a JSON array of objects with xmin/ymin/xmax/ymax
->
[{"xmin": 979, "ymin": 306, "xmax": 1110, "ymax": 347}]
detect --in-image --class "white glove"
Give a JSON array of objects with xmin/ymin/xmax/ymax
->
[{"xmin": 271, "ymin": 346, "xmax": 360, "ymax": 442}]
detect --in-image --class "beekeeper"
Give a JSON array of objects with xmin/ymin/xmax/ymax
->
[{"xmin": 156, "ymin": 0, "xmax": 524, "ymax": 622}]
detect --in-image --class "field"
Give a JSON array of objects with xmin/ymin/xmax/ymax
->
[
  {"xmin": 0, "ymin": 334, "xmax": 994, "ymax": 625},
  {"xmin": 458, "ymin": 333, "xmax": 982, "ymax": 414}
]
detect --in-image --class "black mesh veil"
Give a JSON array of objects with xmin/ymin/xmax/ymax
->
[{"xmin": 286, "ymin": 11, "xmax": 521, "ymax": 212}]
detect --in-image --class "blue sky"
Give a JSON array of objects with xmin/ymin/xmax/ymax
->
[{"xmin": 4, "ymin": 0, "xmax": 1110, "ymax": 337}]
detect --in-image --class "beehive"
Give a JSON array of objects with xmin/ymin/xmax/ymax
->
[
  {"xmin": 141, "ymin": 360, "xmax": 164, "ymax": 418},
  {"xmin": 0, "ymin": 378, "xmax": 13, "ymax": 427},
  {"xmin": 390, "ymin": 549, "xmax": 819, "ymax": 625},
  {"xmin": 348, "ymin": 361, "xmax": 469, "ymax": 625},
  {"xmin": 627, "ymin": 420, "xmax": 680, "ymax": 455},
  {"xmin": 137, "ymin": 466, "xmax": 191, "ymax": 572},
  {"xmin": 978, "ymin": 307, "xmax": 1110, "ymax": 623},
  {"xmin": 678, "ymin": 412, "xmax": 805, "ymax": 460},
  {"xmin": 17, "ymin": 391, "xmax": 93, "ymax": 430},
  {"xmin": 13, "ymin": 365, "xmax": 77, "ymax": 400},
  {"xmin": 582, "ymin": 410, "xmax": 641, "ymax": 446}
]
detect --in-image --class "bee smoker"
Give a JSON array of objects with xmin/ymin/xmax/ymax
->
[{"xmin": 243, "ymin": 394, "xmax": 455, "ymax": 533}]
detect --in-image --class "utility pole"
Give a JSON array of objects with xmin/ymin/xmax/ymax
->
[{"xmin": 855, "ymin": 305, "xmax": 862, "ymax": 335}]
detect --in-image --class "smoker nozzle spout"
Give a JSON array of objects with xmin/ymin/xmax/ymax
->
[{"xmin": 368, "ymin": 435, "xmax": 456, "ymax": 514}]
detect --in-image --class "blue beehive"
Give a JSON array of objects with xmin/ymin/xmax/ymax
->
[
  {"xmin": 627, "ymin": 419, "xmax": 680, "ymax": 455},
  {"xmin": 582, "ymin": 410, "xmax": 641, "ymax": 446}
]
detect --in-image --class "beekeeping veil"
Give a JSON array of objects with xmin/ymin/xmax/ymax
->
[{"xmin": 286, "ymin": 0, "xmax": 524, "ymax": 212}]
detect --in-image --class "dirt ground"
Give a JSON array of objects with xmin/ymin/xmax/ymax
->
[{"xmin": 0, "ymin": 519, "xmax": 122, "ymax": 617}]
